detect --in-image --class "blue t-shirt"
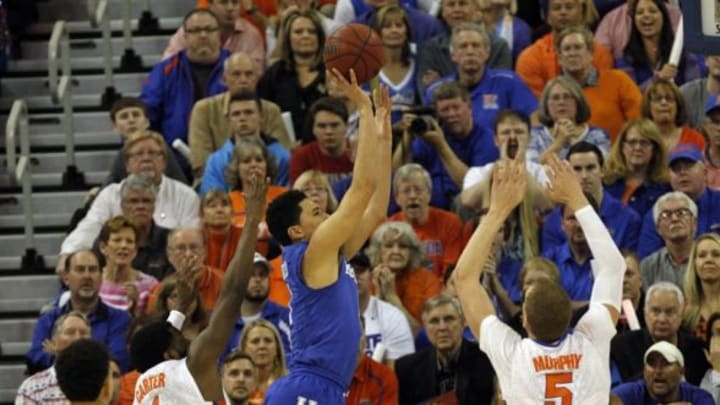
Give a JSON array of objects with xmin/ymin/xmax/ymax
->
[
  {"xmin": 612, "ymin": 379, "xmax": 714, "ymax": 405},
  {"xmin": 281, "ymin": 241, "xmax": 360, "ymax": 388},
  {"xmin": 541, "ymin": 191, "xmax": 640, "ymax": 253},
  {"xmin": 423, "ymin": 69, "xmax": 538, "ymax": 132},
  {"xmin": 542, "ymin": 244, "xmax": 595, "ymax": 301},
  {"xmin": 412, "ymin": 124, "xmax": 498, "ymax": 209}
]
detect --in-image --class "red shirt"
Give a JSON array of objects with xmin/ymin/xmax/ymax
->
[
  {"xmin": 147, "ymin": 265, "xmax": 225, "ymax": 312},
  {"xmin": 289, "ymin": 141, "xmax": 353, "ymax": 184},
  {"xmin": 347, "ymin": 356, "xmax": 399, "ymax": 405},
  {"xmin": 389, "ymin": 207, "xmax": 466, "ymax": 278}
]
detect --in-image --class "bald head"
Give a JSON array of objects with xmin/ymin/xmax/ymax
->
[{"xmin": 224, "ymin": 52, "xmax": 259, "ymax": 94}]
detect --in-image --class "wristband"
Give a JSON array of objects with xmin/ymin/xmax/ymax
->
[{"xmin": 167, "ymin": 310, "xmax": 186, "ymax": 331}]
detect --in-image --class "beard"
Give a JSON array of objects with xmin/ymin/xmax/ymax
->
[{"xmin": 245, "ymin": 290, "xmax": 269, "ymax": 303}]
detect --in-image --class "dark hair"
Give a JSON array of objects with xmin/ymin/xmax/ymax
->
[
  {"xmin": 524, "ymin": 278, "xmax": 571, "ymax": 341},
  {"xmin": 566, "ymin": 140, "xmax": 605, "ymax": 167},
  {"xmin": 63, "ymin": 250, "xmax": 101, "ymax": 273},
  {"xmin": 432, "ymin": 81, "xmax": 470, "ymax": 104},
  {"xmin": 223, "ymin": 350, "xmax": 257, "ymax": 368},
  {"xmin": 267, "ymin": 190, "xmax": 307, "ymax": 246},
  {"xmin": 130, "ymin": 321, "xmax": 176, "ymax": 372},
  {"xmin": 641, "ymin": 79, "xmax": 688, "ymax": 126},
  {"xmin": 228, "ymin": 90, "xmax": 262, "ymax": 113},
  {"xmin": 55, "ymin": 338, "xmax": 110, "ymax": 401},
  {"xmin": 706, "ymin": 312, "xmax": 720, "ymax": 345},
  {"xmin": 183, "ymin": 8, "xmax": 220, "ymax": 30},
  {"xmin": 279, "ymin": 10, "xmax": 325, "ymax": 70},
  {"xmin": 623, "ymin": 0, "xmax": 677, "ymax": 73},
  {"xmin": 494, "ymin": 109, "xmax": 530, "ymax": 134},
  {"xmin": 303, "ymin": 97, "xmax": 349, "ymax": 140},
  {"xmin": 110, "ymin": 97, "xmax": 149, "ymax": 122}
]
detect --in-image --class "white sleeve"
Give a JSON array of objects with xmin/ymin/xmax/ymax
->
[
  {"xmin": 479, "ymin": 315, "xmax": 521, "ymax": 394},
  {"xmin": 179, "ymin": 187, "xmax": 201, "ymax": 228},
  {"xmin": 379, "ymin": 303, "xmax": 416, "ymax": 359},
  {"xmin": 462, "ymin": 164, "xmax": 492, "ymax": 190},
  {"xmin": 575, "ymin": 205, "xmax": 625, "ymax": 311},
  {"xmin": 574, "ymin": 303, "xmax": 616, "ymax": 361},
  {"xmin": 417, "ymin": 0, "xmax": 439, "ymax": 14},
  {"xmin": 333, "ymin": 0, "xmax": 355, "ymax": 25},
  {"xmin": 60, "ymin": 185, "xmax": 119, "ymax": 254},
  {"xmin": 700, "ymin": 369, "xmax": 720, "ymax": 403}
]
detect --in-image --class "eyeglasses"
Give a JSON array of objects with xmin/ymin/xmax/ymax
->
[
  {"xmin": 128, "ymin": 150, "xmax": 163, "ymax": 159},
  {"xmin": 169, "ymin": 244, "xmax": 203, "ymax": 254},
  {"xmin": 186, "ymin": 26, "xmax": 220, "ymax": 35},
  {"xmin": 623, "ymin": 139, "xmax": 653, "ymax": 148},
  {"xmin": 658, "ymin": 208, "xmax": 693, "ymax": 221}
]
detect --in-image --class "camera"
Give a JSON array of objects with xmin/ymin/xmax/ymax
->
[{"xmin": 405, "ymin": 106, "xmax": 436, "ymax": 137}]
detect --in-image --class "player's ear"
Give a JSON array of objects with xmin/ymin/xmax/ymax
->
[{"xmin": 287, "ymin": 225, "xmax": 304, "ymax": 241}]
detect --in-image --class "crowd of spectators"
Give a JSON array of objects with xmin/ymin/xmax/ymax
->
[{"xmin": 13, "ymin": 0, "xmax": 720, "ymax": 404}]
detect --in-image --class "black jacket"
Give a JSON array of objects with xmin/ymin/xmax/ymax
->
[{"xmin": 395, "ymin": 339, "xmax": 495, "ymax": 405}]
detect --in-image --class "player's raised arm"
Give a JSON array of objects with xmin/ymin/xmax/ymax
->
[
  {"xmin": 187, "ymin": 175, "xmax": 267, "ymax": 400},
  {"xmin": 342, "ymin": 85, "xmax": 393, "ymax": 258},
  {"xmin": 302, "ymin": 70, "xmax": 382, "ymax": 288},
  {"xmin": 454, "ymin": 160, "xmax": 527, "ymax": 341},
  {"xmin": 544, "ymin": 155, "xmax": 624, "ymax": 323}
]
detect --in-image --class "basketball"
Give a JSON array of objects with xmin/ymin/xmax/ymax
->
[{"xmin": 323, "ymin": 23, "xmax": 385, "ymax": 85}]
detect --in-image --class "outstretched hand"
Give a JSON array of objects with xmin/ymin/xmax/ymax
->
[
  {"xmin": 372, "ymin": 85, "xmax": 392, "ymax": 141},
  {"xmin": 244, "ymin": 174, "xmax": 269, "ymax": 221},
  {"xmin": 327, "ymin": 68, "xmax": 372, "ymax": 110},
  {"xmin": 544, "ymin": 154, "xmax": 587, "ymax": 210},
  {"xmin": 488, "ymin": 160, "xmax": 527, "ymax": 216},
  {"xmin": 174, "ymin": 266, "xmax": 198, "ymax": 314}
]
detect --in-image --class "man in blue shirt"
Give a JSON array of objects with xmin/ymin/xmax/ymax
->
[
  {"xmin": 199, "ymin": 91, "xmax": 290, "ymax": 194},
  {"xmin": 612, "ymin": 341, "xmax": 714, "ymax": 404},
  {"xmin": 638, "ymin": 144, "xmax": 720, "ymax": 258},
  {"xmin": 26, "ymin": 251, "xmax": 131, "ymax": 373},
  {"xmin": 542, "ymin": 141, "xmax": 641, "ymax": 252},
  {"xmin": 264, "ymin": 74, "xmax": 393, "ymax": 404},
  {"xmin": 395, "ymin": 81, "xmax": 498, "ymax": 209},
  {"xmin": 221, "ymin": 253, "xmax": 291, "ymax": 363},
  {"xmin": 423, "ymin": 23, "xmax": 538, "ymax": 130}
]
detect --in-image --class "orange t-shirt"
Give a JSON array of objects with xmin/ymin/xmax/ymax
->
[
  {"xmin": 583, "ymin": 69, "xmax": 642, "ymax": 142},
  {"xmin": 516, "ymin": 33, "xmax": 614, "ymax": 98},
  {"xmin": 204, "ymin": 226, "xmax": 243, "ymax": 272},
  {"xmin": 196, "ymin": 0, "xmax": 278, "ymax": 38},
  {"xmin": 394, "ymin": 268, "xmax": 443, "ymax": 322},
  {"xmin": 388, "ymin": 207, "xmax": 466, "ymax": 279},
  {"xmin": 677, "ymin": 126, "xmax": 707, "ymax": 151},
  {"xmin": 146, "ymin": 265, "xmax": 225, "ymax": 312},
  {"xmin": 118, "ymin": 370, "xmax": 140, "ymax": 405}
]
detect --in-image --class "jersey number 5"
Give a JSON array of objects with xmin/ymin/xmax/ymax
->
[{"xmin": 544, "ymin": 372, "xmax": 573, "ymax": 405}]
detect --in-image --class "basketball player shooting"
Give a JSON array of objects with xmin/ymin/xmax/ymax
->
[
  {"xmin": 131, "ymin": 175, "xmax": 267, "ymax": 404},
  {"xmin": 264, "ymin": 69, "xmax": 392, "ymax": 404},
  {"xmin": 454, "ymin": 155, "xmax": 625, "ymax": 404}
]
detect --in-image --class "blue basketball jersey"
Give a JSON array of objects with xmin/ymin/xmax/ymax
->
[{"xmin": 281, "ymin": 241, "xmax": 361, "ymax": 389}]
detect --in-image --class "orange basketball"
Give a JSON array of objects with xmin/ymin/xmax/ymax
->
[{"xmin": 323, "ymin": 23, "xmax": 385, "ymax": 85}]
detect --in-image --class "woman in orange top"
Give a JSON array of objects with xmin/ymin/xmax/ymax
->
[
  {"xmin": 201, "ymin": 190, "xmax": 243, "ymax": 272},
  {"xmin": 641, "ymin": 79, "xmax": 707, "ymax": 152},
  {"xmin": 239, "ymin": 319, "xmax": 289, "ymax": 404},
  {"xmin": 366, "ymin": 221, "xmax": 442, "ymax": 336}
]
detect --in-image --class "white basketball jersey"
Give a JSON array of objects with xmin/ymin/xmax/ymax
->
[
  {"xmin": 132, "ymin": 358, "xmax": 211, "ymax": 405},
  {"xmin": 480, "ymin": 304, "xmax": 616, "ymax": 405}
]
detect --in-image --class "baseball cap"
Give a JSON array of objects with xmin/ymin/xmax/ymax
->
[
  {"xmin": 253, "ymin": 252, "xmax": 270, "ymax": 273},
  {"xmin": 644, "ymin": 341, "xmax": 684, "ymax": 367},
  {"xmin": 705, "ymin": 93, "xmax": 720, "ymax": 115},
  {"xmin": 668, "ymin": 144, "xmax": 703, "ymax": 165}
]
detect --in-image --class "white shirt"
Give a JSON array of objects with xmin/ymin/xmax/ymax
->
[
  {"xmin": 480, "ymin": 304, "xmax": 615, "ymax": 404},
  {"xmin": 133, "ymin": 358, "xmax": 210, "ymax": 405},
  {"xmin": 60, "ymin": 175, "xmax": 200, "ymax": 254},
  {"xmin": 478, "ymin": 205, "xmax": 622, "ymax": 404},
  {"xmin": 363, "ymin": 296, "xmax": 415, "ymax": 360},
  {"xmin": 463, "ymin": 160, "xmax": 549, "ymax": 191},
  {"xmin": 15, "ymin": 366, "xmax": 69, "ymax": 405}
]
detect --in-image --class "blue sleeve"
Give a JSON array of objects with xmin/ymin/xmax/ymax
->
[
  {"xmin": 470, "ymin": 129, "xmax": 499, "ymax": 166},
  {"xmin": 107, "ymin": 312, "xmax": 132, "ymax": 372},
  {"xmin": 692, "ymin": 389, "xmax": 716, "ymax": 405},
  {"xmin": 541, "ymin": 209, "xmax": 566, "ymax": 252},
  {"xmin": 273, "ymin": 146, "xmax": 291, "ymax": 187},
  {"xmin": 610, "ymin": 360, "xmax": 623, "ymax": 387},
  {"xmin": 199, "ymin": 153, "xmax": 227, "ymax": 196},
  {"xmin": 139, "ymin": 63, "xmax": 167, "ymax": 133},
  {"xmin": 619, "ymin": 209, "xmax": 641, "ymax": 252},
  {"xmin": 26, "ymin": 312, "xmax": 57, "ymax": 372},
  {"xmin": 510, "ymin": 75, "xmax": 539, "ymax": 116},
  {"xmin": 637, "ymin": 210, "xmax": 663, "ymax": 259}
]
